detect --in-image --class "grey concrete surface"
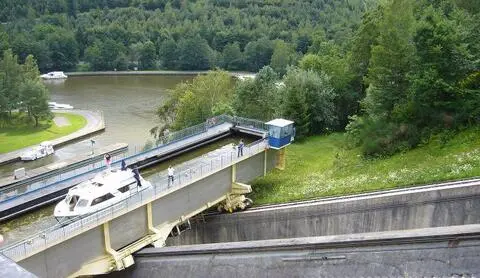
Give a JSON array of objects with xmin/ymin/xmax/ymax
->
[
  {"xmin": 110, "ymin": 207, "xmax": 148, "ymax": 250},
  {"xmin": 20, "ymin": 226, "xmax": 106, "ymax": 278},
  {"xmin": 104, "ymin": 225, "xmax": 480, "ymax": 278},
  {"xmin": 166, "ymin": 180, "xmax": 480, "ymax": 246},
  {"xmin": 0, "ymin": 254, "xmax": 37, "ymax": 278}
]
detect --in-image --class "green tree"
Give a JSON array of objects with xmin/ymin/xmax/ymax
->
[
  {"xmin": 233, "ymin": 66, "xmax": 279, "ymax": 121},
  {"xmin": 154, "ymin": 70, "xmax": 234, "ymax": 136},
  {"xmin": 0, "ymin": 50, "xmax": 22, "ymax": 115},
  {"xmin": 363, "ymin": 0, "xmax": 416, "ymax": 121},
  {"xmin": 270, "ymin": 40, "xmax": 297, "ymax": 76},
  {"xmin": 244, "ymin": 38, "xmax": 274, "ymax": 72},
  {"xmin": 222, "ymin": 42, "xmax": 244, "ymax": 70},
  {"xmin": 281, "ymin": 67, "xmax": 337, "ymax": 136},
  {"xmin": 177, "ymin": 36, "xmax": 212, "ymax": 70},
  {"xmin": 139, "ymin": 40, "xmax": 157, "ymax": 70},
  {"xmin": 19, "ymin": 79, "xmax": 51, "ymax": 127}
]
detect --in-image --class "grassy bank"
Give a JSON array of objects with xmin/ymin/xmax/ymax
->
[
  {"xmin": 251, "ymin": 128, "xmax": 480, "ymax": 205},
  {"xmin": 0, "ymin": 113, "xmax": 87, "ymax": 153}
]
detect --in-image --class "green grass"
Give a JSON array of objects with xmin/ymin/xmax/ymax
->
[
  {"xmin": 251, "ymin": 127, "xmax": 480, "ymax": 205},
  {"xmin": 0, "ymin": 113, "xmax": 87, "ymax": 153}
]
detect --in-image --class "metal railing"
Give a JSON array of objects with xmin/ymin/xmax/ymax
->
[
  {"xmin": 0, "ymin": 115, "xmax": 267, "ymax": 204},
  {"xmin": 0, "ymin": 138, "xmax": 268, "ymax": 261}
]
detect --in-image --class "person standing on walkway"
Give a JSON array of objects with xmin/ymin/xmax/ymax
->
[
  {"xmin": 104, "ymin": 153, "xmax": 112, "ymax": 169},
  {"xmin": 238, "ymin": 139, "xmax": 244, "ymax": 157},
  {"xmin": 168, "ymin": 165, "xmax": 175, "ymax": 187}
]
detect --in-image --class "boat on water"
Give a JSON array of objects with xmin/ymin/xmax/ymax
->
[
  {"xmin": 20, "ymin": 141, "xmax": 55, "ymax": 161},
  {"xmin": 54, "ymin": 168, "xmax": 152, "ymax": 223},
  {"xmin": 48, "ymin": 102, "xmax": 73, "ymax": 110},
  {"xmin": 40, "ymin": 71, "xmax": 68, "ymax": 79}
]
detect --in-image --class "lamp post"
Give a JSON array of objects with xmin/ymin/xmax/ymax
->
[{"xmin": 90, "ymin": 139, "xmax": 96, "ymax": 155}]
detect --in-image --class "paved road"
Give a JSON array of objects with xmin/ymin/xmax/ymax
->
[{"xmin": 0, "ymin": 110, "xmax": 105, "ymax": 165}]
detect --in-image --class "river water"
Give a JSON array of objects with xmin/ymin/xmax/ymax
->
[{"xmin": 0, "ymin": 75, "xmax": 194, "ymax": 177}]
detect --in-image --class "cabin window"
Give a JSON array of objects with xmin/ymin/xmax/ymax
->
[
  {"xmin": 91, "ymin": 193, "xmax": 115, "ymax": 206},
  {"xmin": 76, "ymin": 199, "xmax": 89, "ymax": 208},
  {"xmin": 118, "ymin": 182, "xmax": 135, "ymax": 193}
]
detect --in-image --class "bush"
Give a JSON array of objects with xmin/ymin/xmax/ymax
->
[{"xmin": 346, "ymin": 116, "xmax": 421, "ymax": 157}]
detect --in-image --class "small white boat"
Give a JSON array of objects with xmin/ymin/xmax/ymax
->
[
  {"xmin": 54, "ymin": 168, "xmax": 152, "ymax": 223},
  {"xmin": 48, "ymin": 102, "xmax": 73, "ymax": 110},
  {"xmin": 20, "ymin": 141, "xmax": 55, "ymax": 161},
  {"xmin": 41, "ymin": 71, "xmax": 68, "ymax": 79}
]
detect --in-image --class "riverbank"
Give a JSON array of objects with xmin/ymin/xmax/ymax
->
[
  {"xmin": 251, "ymin": 127, "xmax": 480, "ymax": 205},
  {"xmin": 0, "ymin": 113, "xmax": 86, "ymax": 154},
  {"xmin": 0, "ymin": 110, "xmax": 104, "ymax": 165},
  {"xmin": 66, "ymin": 70, "xmax": 256, "ymax": 78}
]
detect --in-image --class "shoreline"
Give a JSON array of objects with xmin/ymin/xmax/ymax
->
[{"xmin": 65, "ymin": 70, "xmax": 256, "ymax": 77}]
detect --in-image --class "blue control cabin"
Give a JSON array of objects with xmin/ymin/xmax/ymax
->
[{"xmin": 265, "ymin": 119, "xmax": 295, "ymax": 149}]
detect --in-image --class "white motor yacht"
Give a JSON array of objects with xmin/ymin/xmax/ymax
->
[
  {"xmin": 48, "ymin": 102, "xmax": 74, "ymax": 110},
  {"xmin": 20, "ymin": 141, "xmax": 54, "ymax": 161},
  {"xmin": 54, "ymin": 168, "xmax": 152, "ymax": 223},
  {"xmin": 41, "ymin": 71, "xmax": 68, "ymax": 79}
]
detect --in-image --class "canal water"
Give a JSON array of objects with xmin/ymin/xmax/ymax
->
[{"xmin": 0, "ymin": 75, "xmax": 194, "ymax": 177}]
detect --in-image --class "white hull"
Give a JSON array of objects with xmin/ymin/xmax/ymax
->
[
  {"xmin": 41, "ymin": 71, "xmax": 68, "ymax": 79},
  {"xmin": 54, "ymin": 169, "xmax": 153, "ymax": 221}
]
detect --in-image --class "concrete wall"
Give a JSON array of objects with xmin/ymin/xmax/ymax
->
[
  {"xmin": 13, "ymin": 150, "xmax": 274, "ymax": 278},
  {"xmin": 19, "ymin": 226, "xmax": 106, "ymax": 278},
  {"xmin": 110, "ymin": 207, "xmax": 148, "ymax": 250},
  {"xmin": 152, "ymin": 168, "xmax": 232, "ymax": 226},
  {"xmin": 104, "ymin": 226, "xmax": 480, "ymax": 278},
  {"xmin": 166, "ymin": 183, "xmax": 480, "ymax": 245}
]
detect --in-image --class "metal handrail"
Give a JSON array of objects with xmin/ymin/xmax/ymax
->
[{"xmin": 0, "ymin": 138, "xmax": 268, "ymax": 261}]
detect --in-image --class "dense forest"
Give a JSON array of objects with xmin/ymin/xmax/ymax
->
[
  {"xmin": 153, "ymin": 0, "xmax": 480, "ymax": 157},
  {"xmin": 1, "ymin": 0, "xmax": 479, "ymax": 158},
  {"xmin": 0, "ymin": 0, "xmax": 375, "ymax": 72}
]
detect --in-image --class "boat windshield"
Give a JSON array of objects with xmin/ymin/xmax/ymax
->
[
  {"xmin": 76, "ymin": 199, "xmax": 89, "ymax": 208},
  {"xmin": 67, "ymin": 195, "xmax": 80, "ymax": 211}
]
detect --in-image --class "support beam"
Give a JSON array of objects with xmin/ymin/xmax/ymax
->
[
  {"xmin": 276, "ymin": 148, "xmax": 286, "ymax": 170},
  {"xmin": 264, "ymin": 149, "xmax": 267, "ymax": 176}
]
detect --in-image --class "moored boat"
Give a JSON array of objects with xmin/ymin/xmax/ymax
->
[
  {"xmin": 54, "ymin": 168, "xmax": 152, "ymax": 224},
  {"xmin": 41, "ymin": 71, "xmax": 68, "ymax": 79}
]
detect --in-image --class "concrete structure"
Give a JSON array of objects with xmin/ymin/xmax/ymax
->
[
  {"xmin": 0, "ymin": 255, "xmax": 36, "ymax": 278},
  {"xmin": 166, "ymin": 178, "xmax": 480, "ymax": 245},
  {"xmin": 0, "ymin": 110, "xmax": 105, "ymax": 165},
  {"xmin": 0, "ymin": 115, "xmax": 266, "ymax": 222},
  {"xmin": 1, "ymin": 140, "xmax": 279, "ymax": 278},
  {"xmin": 106, "ymin": 225, "xmax": 480, "ymax": 278}
]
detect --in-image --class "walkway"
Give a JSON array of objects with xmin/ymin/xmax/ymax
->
[{"xmin": 0, "ymin": 110, "xmax": 105, "ymax": 165}]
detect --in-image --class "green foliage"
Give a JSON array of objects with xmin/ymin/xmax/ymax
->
[
  {"xmin": 3, "ymin": 0, "xmax": 370, "ymax": 72},
  {"xmin": 153, "ymin": 70, "xmax": 234, "ymax": 137},
  {"xmin": 270, "ymin": 40, "xmax": 297, "ymax": 76},
  {"xmin": 281, "ymin": 67, "xmax": 337, "ymax": 137},
  {"xmin": 233, "ymin": 66, "xmax": 279, "ymax": 121},
  {"xmin": 251, "ymin": 128, "xmax": 480, "ymax": 205},
  {"xmin": 0, "ymin": 50, "xmax": 51, "ymax": 127}
]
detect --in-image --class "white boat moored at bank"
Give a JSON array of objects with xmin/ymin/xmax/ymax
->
[
  {"xmin": 48, "ymin": 102, "xmax": 73, "ymax": 110},
  {"xmin": 20, "ymin": 141, "xmax": 55, "ymax": 161},
  {"xmin": 41, "ymin": 71, "xmax": 68, "ymax": 79}
]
